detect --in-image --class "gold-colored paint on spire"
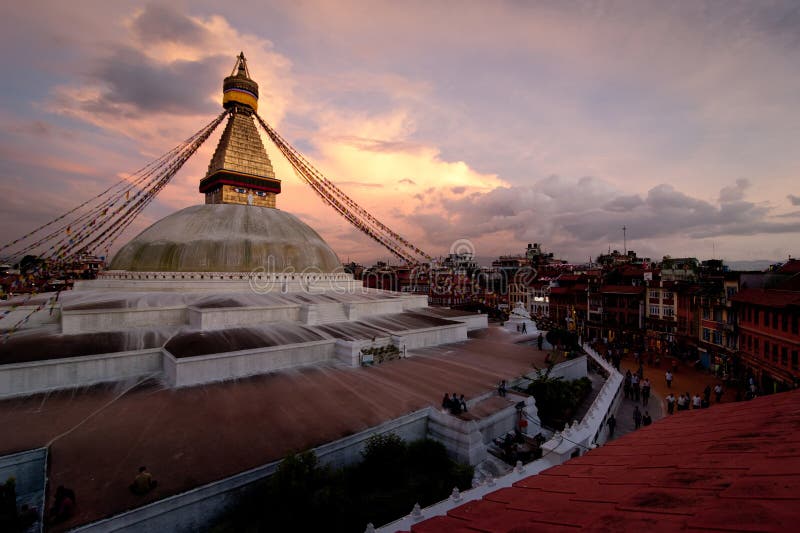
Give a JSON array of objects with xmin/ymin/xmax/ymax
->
[{"xmin": 199, "ymin": 53, "xmax": 281, "ymax": 207}]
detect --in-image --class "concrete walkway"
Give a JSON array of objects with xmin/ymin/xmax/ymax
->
[{"xmin": 611, "ymin": 391, "xmax": 664, "ymax": 440}]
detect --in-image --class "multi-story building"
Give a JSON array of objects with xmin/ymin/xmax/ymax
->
[
  {"xmin": 732, "ymin": 259, "xmax": 800, "ymax": 391},
  {"xmin": 644, "ymin": 275, "xmax": 679, "ymax": 354},
  {"xmin": 697, "ymin": 273, "xmax": 739, "ymax": 375}
]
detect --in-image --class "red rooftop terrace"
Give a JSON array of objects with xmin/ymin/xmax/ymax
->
[{"xmin": 394, "ymin": 388, "xmax": 800, "ymax": 533}]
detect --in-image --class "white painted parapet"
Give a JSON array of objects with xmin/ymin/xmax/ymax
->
[
  {"xmin": 378, "ymin": 344, "xmax": 623, "ymax": 532},
  {"xmin": 187, "ymin": 304, "xmax": 300, "ymax": 330},
  {"xmin": 0, "ymin": 349, "xmax": 164, "ymax": 399},
  {"xmin": 62, "ymin": 306, "xmax": 187, "ymax": 334},
  {"xmin": 163, "ymin": 339, "xmax": 338, "ymax": 388},
  {"xmin": 539, "ymin": 345, "xmax": 622, "ymax": 462}
]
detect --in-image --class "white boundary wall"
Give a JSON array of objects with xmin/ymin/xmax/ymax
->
[
  {"xmin": 0, "ymin": 349, "xmax": 163, "ymax": 399},
  {"xmin": 380, "ymin": 344, "xmax": 623, "ymax": 532},
  {"xmin": 163, "ymin": 340, "xmax": 337, "ymax": 388}
]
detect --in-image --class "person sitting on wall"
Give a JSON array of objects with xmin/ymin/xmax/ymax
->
[
  {"xmin": 459, "ymin": 394, "xmax": 467, "ymax": 412},
  {"xmin": 130, "ymin": 466, "xmax": 157, "ymax": 495},
  {"xmin": 450, "ymin": 392, "xmax": 462, "ymax": 414},
  {"xmin": 442, "ymin": 393, "xmax": 452, "ymax": 412},
  {"xmin": 49, "ymin": 485, "xmax": 76, "ymax": 524}
]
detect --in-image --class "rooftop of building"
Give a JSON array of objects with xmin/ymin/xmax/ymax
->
[
  {"xmin": 731, "ymin": 287, "xmax": 800, "ymax": 308},
  {"xmin": 0, "ymin": 326, "xmax": 549, "ymax": 531},
  {"xmin": 405, "ymin": 389, "xmax": 800, "ymax": 532}
]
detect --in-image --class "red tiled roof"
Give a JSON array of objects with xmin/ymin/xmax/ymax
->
[
  {"xmin": 410, "ymin": 390, "xmax": 800, "ymax": 532},
  {"xmin": 731, "ymin": 288, "xmax": 800, "ymax": 308},
  {"xmin": 779, "ymin": 259, "xmax": 800, "ymax": 274}
]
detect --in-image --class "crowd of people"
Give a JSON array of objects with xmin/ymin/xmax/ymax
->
[
  {"xmin": 623, "ymin": 369, "xmax": 653, "ymax": 407},
  {"xmin": 441, "ymin": 392, "xmax": 468, "ymax": 415}
]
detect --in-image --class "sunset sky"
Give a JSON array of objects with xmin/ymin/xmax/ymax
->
[{"xmin": 1, "ymin": 1, "xmax": 799, "ymax": 265}]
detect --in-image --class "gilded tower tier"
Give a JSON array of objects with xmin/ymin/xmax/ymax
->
[{"xmin": 199, "ymin": 53, "xmax": 281, "ymax": 208}]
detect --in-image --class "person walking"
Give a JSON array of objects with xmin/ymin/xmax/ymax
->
[
  {"xmin": 665, "ymin": 370, "xmax": 673, "ymax": 389},
  {"xmin": 666, "ymin": 393, "xmax": 675, "ymax": 415},
  {"xmin": 633, "ymin": 405, "xmax": 642, "ymax": 429},
  {"xmin": 642, "ymin": 411, "xmax": 652, "ymax": 427},
  {"xmin": 676, "ymin": 393, "xmax": 687, "ymax": 411},
  {"xmin": 606, "ymin": 414, "xmax": 616, "ymax": 438},
  {"xmin": 631, "ymin": 374, "xmax": 640, "ymax": 402},
  {"xmin": 537, "ymin": 333, "xmax": 543, "ymax": 351},
  {"xmin": 641, "ymin": 378, "xmax": 651, "ymax": 407},
  {"xmin": 692, "ymin": 393, "xmax": 702, "ymax": 409},
  {"xmin": 714, "ymin": 383, "xmax": 723, "ymax": 403},
  {"xmin": 623, "ymin": 370, "xmax": 632, "ymax": 400}
]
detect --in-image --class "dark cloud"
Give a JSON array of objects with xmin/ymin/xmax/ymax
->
[
  {"xmin": 410, "ymin": 177, "xmax": 800, "ymax": 253},
  {"xmin": 131, "ymin": 4, "xmax": 210, "ymax": 46},
  {"xmin": 603, "ymin": 194, "xmax": 643, "ymax": 212},
  {"xmin": 788, "ymin": 194, "xmax": 800, "ymax": 205},
  {"xmin": 451, "ymin": 186, "xmax": 466, "ymax": 194},
  {"xmin": 719, "ymin": 178, "xmax": 750, "ymax": 203},
  {"xmin": 88, "ymin": 47, "xmax": 228, "ymax": 115}
]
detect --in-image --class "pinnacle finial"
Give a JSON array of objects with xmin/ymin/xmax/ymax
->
[{"xmin": 223, "ymin": 52, "xmax": 258, "ymax": 111}]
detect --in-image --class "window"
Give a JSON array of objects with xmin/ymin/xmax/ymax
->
[
  {"xmin": 764, "ymin": 341, "xmax": 770, "ymax": 357},
  {"xmin": 772, "ymin": 313, "xmax": 778, "ymax": 329},
  {"xmin": 703, "ymin": 328, "xmax": 711, "ymax": 341},
  {"xmin": 663, "ymin": 306, "xmax": 674, "ymax": 317},
  {"xmin": 754, "ymin": 338, "xmax": 759, "ymax": 354},
  {"xmin": 713, "ymin": 331, "xmax": 722, "ymax": 345},
  {"xmin": 763, "ymin": 311, "xmax": 769, "ymax": 327},
  {"xmin": 726, "ymin": 287, "xmax": 736, "ymax": 299},
  {"xmin": 792, "ymin": 350, "xmax": 798, "ymax": 370},
  {"xmin": 649, "ymin": 290, "xmax": 659, "ymax": 299},
  {"xmin": 794, "ymin": 316, "xmax": 799, "ymax": 335},
  {"xmin": 256, "ymin": 190, "xmax": 267, "ymax": 197},
  {"xmin": 664, "ymin": 291, "xmax": 673, "ymax": 299},
  {"xmin": 650, "ymin": 306, "xmax": 660, "ymax": 316},
  {"xmin": 234, "ymin": 187, "xmax": 247, "ymax": 194},
  {"xmin": 702, "ymin": 308, "xmax": 710, "ymax": 320},
  {"xmin": 772, "ymin": 344, "xmax": 778, "ymax": 363},
  {"xmin": 781, "ymin": 347, "xmax": 788, "ymax": 366},
  {"xmin": 747, "ymin": 334, "xmax": 752, "ymax": 350},
  {"xmin": 782, "ymin": 314, "xmax": 788, "ymax": 332}
]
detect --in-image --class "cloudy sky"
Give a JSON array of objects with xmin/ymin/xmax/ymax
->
[{"xmin": 1, "ymin": 0, "xmax": 799, "ymax": 264}]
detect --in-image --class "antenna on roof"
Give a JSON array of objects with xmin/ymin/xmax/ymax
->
[{"xmin": 622, "ymin": 225, "xmax": 627, "ymax": 255}]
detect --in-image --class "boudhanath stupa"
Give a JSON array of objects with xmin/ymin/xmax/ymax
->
[{"xmin": 0, "ymin": 54, "xmax": 485, "ymax": 396}]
